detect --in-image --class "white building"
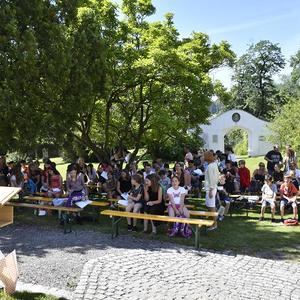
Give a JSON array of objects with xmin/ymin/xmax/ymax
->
[{"xmin": 200, "ymin": 109, "xmax": 273, "ymax": 157}]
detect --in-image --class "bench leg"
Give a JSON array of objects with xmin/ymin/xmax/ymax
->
[
  {"xmin": 61, "ymin": 212, "xmax": 72, "ymax": 234},
  {"xmin": 195, "ymin": 226, "xmax": 201, "ymax": 249},
  {"xmin": 111, "ymin": 216, "xmax": 121, "ymax": 239}
]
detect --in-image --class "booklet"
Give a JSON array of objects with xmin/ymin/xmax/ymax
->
[
  {"xmin": 118, "ymin": 199, "xmax": 128, "ymax": 207},
  {"xmin": 100, "ymin": 171, "xmax": 108, "ymax": 180},
  {"xmin": 121, "ymin": 193, "xmax": 129, "ymax": 201},
  {"xmin": 75, "ymin": 200, "xmax": 92, "ymax": 209}
]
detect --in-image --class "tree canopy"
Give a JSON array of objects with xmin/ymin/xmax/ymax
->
[
  {"xmin": 0, "ymin": 0, "xmax": 235, "ymax": 161},
  {"xmin": 226, "ymin": 40, "xmax": 285, "ymax": 121}
]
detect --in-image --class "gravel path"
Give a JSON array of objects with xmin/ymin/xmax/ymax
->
[{"xmin": 1, "ymin": 224, "xmax": 300, "ymax": 300}]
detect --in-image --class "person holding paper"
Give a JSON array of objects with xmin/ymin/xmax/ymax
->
[
  {"xmin": 117, "ymin": 170, "xmax": 132, "ymax": 198},
  {"xmin": 126, "ymin": 174, "xmax": 144, "ymax": 232}
]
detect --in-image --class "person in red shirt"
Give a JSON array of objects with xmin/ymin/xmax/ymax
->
[
  {"xmin": 238, "ymin": 160, "xmax": 251, "ymax": 193},
  {"xmin": 280, "ymin": 174, "xmax": 298, "ymax": 222}
]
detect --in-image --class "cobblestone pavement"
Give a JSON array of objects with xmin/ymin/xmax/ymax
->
[
  {"xmin": 74, "ymin": 248, "xmax": 300, "ymax": 300},
  {"xmin": 1, "ymin": 225, "xmax": 300, "ymax": 300}
]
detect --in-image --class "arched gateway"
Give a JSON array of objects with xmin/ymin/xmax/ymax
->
[{"xmin": 200, "ymin": 109, "xmax": 273, "ymax": 157}]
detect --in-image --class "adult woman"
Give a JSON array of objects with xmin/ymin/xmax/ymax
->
[
  {"xmin": 10, "ymin": 163, "xmax": 24, "ymax": 188},
  {"xmin": 117, "ymin": 170, "xmax": 132, "ymax": 197},
  {"xmin": 250, "ymin": 162, "xmax": 268, "ymax": 193},
  {"xmin": 66, "ymin": 165, "xmax": 88, "ymax": 207},
  {"xmin": 204, "ymin": 151, "xmax": 219, "ymax": 230},
  {"xmin": 86, "ymin": 163, "xmax": 98, "ymax": 184},
  {"xmin": 283, "ymin": 147, "xmax": 297, "ymax": 172},
  {"xmin": 144, "ymin": 174, "xmax": 165, "ymax": 234},
  {"xmin": 47, "ymin": 162, "xmax": 63, "ymax": 198}
]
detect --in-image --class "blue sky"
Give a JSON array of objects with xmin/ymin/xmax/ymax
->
[{"xmin": 119, "ymin": 0, "xmax": 300, "ymax": 88}]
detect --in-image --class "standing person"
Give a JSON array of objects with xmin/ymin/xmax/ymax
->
[
  {"xmin": 144, "ymin": 174, "xmax": 165, "ymax": 234},
  {"xmin": 238, "ymin": 160, "xmax": 251, "ymax": 193},
  {"xmin": 264, "ymin": 145, "xmax": 283, "ymax": 176},
  {"xmin": 204, "ymin": 151, "xmax": 219, "ymax": 230},
  {"xmin": 283, "ymin": 147, "xmax": 297, "ymax": 172},
  {"xmin": 0, "ymin": 156, "xmax": 9, "ymax": 186}
]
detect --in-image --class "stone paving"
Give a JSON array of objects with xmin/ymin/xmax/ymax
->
[{"xmin": 74, "ymin": 247, "xmax": 300, "ymax": 300}]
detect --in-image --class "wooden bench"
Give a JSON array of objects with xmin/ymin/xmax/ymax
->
[
  {"xmin": 101, "ymin": 210, "xmax": 215, "ymax": 249},
  {"xmin": 5, "ymin": 202, "xmax": 82, "ymax": 234}
]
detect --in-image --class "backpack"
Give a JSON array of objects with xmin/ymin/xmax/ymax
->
[{"xmin": 283, "ymin": 219, "xmax": 299, "ymax": 226}]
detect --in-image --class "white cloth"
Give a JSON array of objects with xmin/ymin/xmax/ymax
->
[
  {"xmin": 204, "ymin": 161, "xmax": 219, "ymax": 191},
  {"xmin": 205, "ymin": 189, "xmax": 217, "ymax": 208},
  {"xmin": 167, "ymin": 186, "xmax": 187, "ymax": 205},
  {"xmin": 261, "ymin": 183, "xmax": 277, "ymax": 198}
]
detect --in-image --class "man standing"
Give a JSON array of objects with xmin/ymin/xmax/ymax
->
[
  {"xmin": 204, "ymin": 151, "xmax": 219, "ymax": 230},
  {"xmin": 264, "ymin": 145, "xmax": 283, "ymax": 176}
]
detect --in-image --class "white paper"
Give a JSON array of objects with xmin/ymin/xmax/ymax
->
[
  {"xmin": 118, "ymin": 199, "xmax": 128, "ymax": 207},
  {"xmin": 121, "ymin": 193, "xmax": 129, "ymax": 201},
  {"xmin": 100, "ymin": 171, "xmax": 108, "ymax": 180},
  {"xmin": 193, "ymin": 169, "xmax": 203, "ymax": 176},
  {"xmin": 75, "ymin": 200, "xmax": 92, "ymax": 209}
]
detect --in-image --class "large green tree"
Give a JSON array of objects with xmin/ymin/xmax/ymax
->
[
  {"xmin": 227, "ymin": 40, "xmax": 285, "ymax": 120},
  {"xmin": 0, "ymin": 0, "xmax": 235, "ymax": 161}
]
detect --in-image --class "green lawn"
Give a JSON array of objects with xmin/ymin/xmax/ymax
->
[{"xmin": 0, "ymin": 291, "xmax": 63, "ymax": 300}]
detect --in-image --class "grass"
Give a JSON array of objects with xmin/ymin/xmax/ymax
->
[
  {"xmin": 0, "ymin": 291, "xmax": 63, "ymax": 300},
  {"xmin": 12, "ymin": 200, "xmax": 300, "ymax": 262}
]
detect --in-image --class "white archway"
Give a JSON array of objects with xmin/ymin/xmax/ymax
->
[{"xmin": 200, "ymin": 109, "xmax": 273, "ymax": 156}]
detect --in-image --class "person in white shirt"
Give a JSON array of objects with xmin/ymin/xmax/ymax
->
[
  {"xmin": 259, "ymin": 175, "xmax": 277, "ymax": 222},
  {"xmin": 204, "ymin": 151, "xmax": 219, "ymax": 230},
  {"xmin": 167, "ymin": 176, "xmax": 189, "ymax": 218}
]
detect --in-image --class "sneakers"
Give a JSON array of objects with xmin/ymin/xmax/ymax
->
[
  {"xmin": 259, "ymin": 217, "xmax": 264, "ymax": 221},
  {"xmin": 132, "ymin": 226, "xmax": 138, "ymax": 232},
  {"xmin": 207, "ymin": 225, "xmax": 217, "ymax": 231},
  {"xmin": 127, "ymin": 224, "xmax": 133, "ymax": 232}
]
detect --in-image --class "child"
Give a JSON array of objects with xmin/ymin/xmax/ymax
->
[
  {"xmin": 259, "ymin": 175, "xmax": 277, "ymax": 222},
  {"xmin": 238, "ymin": 160, "xmax": 250, "ymax": 193},
  {"xmin": 126, "ymin": 174, "xmax": 143, "ymax": 232},
  {"xmin": 167, "ymin": 176, "xmax": 189, "ymax": 218},
  {"xmin": 217, "ymin": 174, "xmax": 231, "ymax": 219},
  {"xmin": 158, "ymin": 169, "xmax": 171, "ymax": 197},
  {"xmin": 280, "ymin": 174, "xmax": 298, "ymax": 222}
]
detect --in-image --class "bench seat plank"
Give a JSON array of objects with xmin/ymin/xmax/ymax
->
[{"xmin": 101, "ymin": 210, "xmax": 214, "ymax": 227}]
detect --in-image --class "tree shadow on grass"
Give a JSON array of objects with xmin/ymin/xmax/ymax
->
[
  {"xmin": 0, "ymin": 291, "xmax": 66, "ymax": 300},
  {"xmin": 0, "ymin": 209, "xmax": 299, "ymax": 262}
]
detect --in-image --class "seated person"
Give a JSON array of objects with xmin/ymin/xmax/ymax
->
[
  {"xmin": 238, "ymin": 160, "xmax": 250, "ymax": 193},
  {"xmin": 217, "ymin": 174, "xmax": 231, "ymax": 218},
  {"xmin": 259, "ymin": 175, "xmax": 277, "ymax": 222},
  {"xmin": 144, "ymin": 174, "xmax": 165, "ymax": 234},
  {"xmin": 103, "ymin": 171, "xmax": 118, "ymax": 200},
  {"xmin": 250, "ymin": 162, "xmax": 267, "ymax": 193},
  {"xmin": 222, "ymin": 161, "xmax": 236, "ymax": 194},
  {"xmin": 280, "ymin": 174, "xmax": 298, "ymax": 222},
  {"xmin": 47, "ymin": 162, "xmax": 63, "ymax": 198},
  {"xmin": 126, "ymin": 174, "xmax": 143, "ymax": 232},
  {"xmin": 167, "ymin": 176, "xmax": 189, "ymax": 218},
  {"xmin": 273, "ymin": 164, "xmax": 284, "ymax": 189},
  {"xmin": 117, "ymin": 170, "xmax": 132, "ymax": 198},
  {"xmin": 158, "ymin": 169, "xmax": 171, "ymax": 197}
]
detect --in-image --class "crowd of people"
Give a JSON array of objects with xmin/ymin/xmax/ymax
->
[{"xmin": 0, "ymin": 143, "xmax": 299, "ymax": 234}]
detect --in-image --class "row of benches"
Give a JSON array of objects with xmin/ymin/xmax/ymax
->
[{"xmin": 4, "ymin": 195, "xmax": 216, "ymax": 248}]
